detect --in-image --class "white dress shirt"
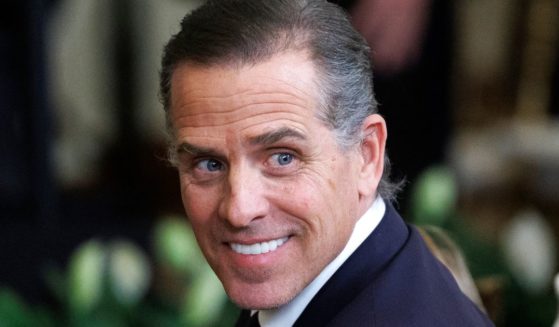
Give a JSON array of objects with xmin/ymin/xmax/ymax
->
[{"xmin": 257, "ymin": 196, "xmax": 386, "ymax": 327}]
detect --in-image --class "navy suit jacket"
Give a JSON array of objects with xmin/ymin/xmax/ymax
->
[{"xmin": 236, "ymin": 203, "xmax": 494, "ymax": 326}]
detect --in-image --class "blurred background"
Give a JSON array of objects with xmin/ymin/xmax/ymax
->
[{"xmin": 0, "ymin": 0, "xmax": 558, "ymax": 325}]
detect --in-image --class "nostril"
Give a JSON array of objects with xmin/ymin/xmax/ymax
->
[
  {"xmin": 219, "ymin": 191, "xmax": 268, "ymax": 228},
  {"xmin": 219, "ymin": 165, "xmax": 269, "ymax": 227}
]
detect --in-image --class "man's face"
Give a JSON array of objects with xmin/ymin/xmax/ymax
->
[{"xmin": 169, "ymin": 51, "xmax": 367, "ymax": 309}]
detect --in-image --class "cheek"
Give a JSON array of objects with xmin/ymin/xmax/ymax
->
[
  {"xmin": 180, "ymin": 181, "xmax": 217, "ymax": 223},
  {"xmin": 278, "ymin": 176, "xmax": 317, "ymax": 205},
  {"xmin": 179, "ymin": 184, "xmax": 218, "ymax": 253},
  {"xmin": 277, "ymin": 178, "xmax": 333, "ymax": 230},
  {"xmin": 179, "ymin": 179, "xmax": 195, "ymax": 212}
]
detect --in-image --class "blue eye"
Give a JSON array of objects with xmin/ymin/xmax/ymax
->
[
  {"xmin": 196, "ymin": 159, "xmax": 223, "ymax": 172},
  {"xmin": 273, "ymin": 153, "xmax": 293, "ymax": 166}
]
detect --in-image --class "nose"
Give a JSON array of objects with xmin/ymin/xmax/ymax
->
[{"xmin": 218, "ymin": 163, "xmax": 269, "ymax": 228}]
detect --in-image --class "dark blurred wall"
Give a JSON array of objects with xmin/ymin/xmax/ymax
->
[
  {"xmin": 0, "ymin": 0, "xmax": 57, "ymax": 301},
  {"xmin": 0, "ymin": 0, "xmax": 164, "ymax": 303}
]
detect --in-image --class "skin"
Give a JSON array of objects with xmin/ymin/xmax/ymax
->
[{"xmin": 169, "ymin": 50, "xmax": 387, "ymax": 309}]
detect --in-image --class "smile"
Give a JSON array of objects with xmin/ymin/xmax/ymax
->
[{"xmin": 230, "ymin": 237, "xmax": 289, "ymax": 255}]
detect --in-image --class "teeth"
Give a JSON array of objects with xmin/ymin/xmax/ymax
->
[{"xmin": 230, "ymin": 237, "xmax": 288, "ymax": 255}]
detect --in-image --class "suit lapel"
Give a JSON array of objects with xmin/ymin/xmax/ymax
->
[
  {"xmin": 235, "ymin": 309, "xmax": 252, "ymax": 327},
  {"xmin": 293, "ymin": 203, "xmax": 410, "ymax": 326}
]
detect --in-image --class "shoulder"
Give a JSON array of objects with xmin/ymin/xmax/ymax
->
[{"xmin": 329, "ymin": 224, "xmax": 494, "ymax": 326}]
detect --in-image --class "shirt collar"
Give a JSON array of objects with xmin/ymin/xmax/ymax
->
[{"xmin": 258, "ymin": 196, "xmax": 386, "ymax": 327}]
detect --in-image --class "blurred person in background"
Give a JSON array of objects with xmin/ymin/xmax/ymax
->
[{"xmin": 331, "ymin": 0, "xmax": 453, "ymax": 210}]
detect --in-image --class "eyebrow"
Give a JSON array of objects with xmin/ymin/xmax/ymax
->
[
  {"xmin": 175, "ymin": 127, "xmax": 306, "ymax": 156},
  {"xmin": 248, "ymin": 127, "xmax": 307, "ymax": 146},
  {"xmin": 177, "ymin": 142, "xmax": 217, "ymax": 156}
]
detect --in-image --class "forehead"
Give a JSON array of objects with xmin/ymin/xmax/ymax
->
[{"xmin": 169, "ymin": 51, "xmax": 322, "ymax": 130}]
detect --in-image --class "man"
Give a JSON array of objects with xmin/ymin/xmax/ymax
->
[{"xmin": 159, "ymin": 0, "xmax": 493, "ymax": 325}]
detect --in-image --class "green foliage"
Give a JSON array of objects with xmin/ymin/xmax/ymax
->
[
  {"xmin": 0, "ymin": 216, "xmax": 237, "ymax": 326},
  {"xmin": 68, "ymin": 240, "xmax": 106, "ymax": 315},
  {"xmin": 153, "ymin": 216, "xmax": 232, "ymax": 327},
  {"xmin": 410, "ymin": 164, "xmax": 557, "ymax": 326},
  {"xmin": 411, "ymin": 165, "xmax": 457, "ymax": 226},
  {"xmin": 154, "ymin": 216, "xmax": 204, "ymax": 275},
  {"xmin": 0, "ymin": 289, "xmax": 54, "ymax": 327},
  {"xmin": 108, "ymin": 240, "xmax": 151, "ymax": 307}
]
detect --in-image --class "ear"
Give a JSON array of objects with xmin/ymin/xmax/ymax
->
[{"xmin": 357, "ymin": 114, "xmax": 387, "ymax": 198}]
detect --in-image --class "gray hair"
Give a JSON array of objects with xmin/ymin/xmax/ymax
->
[{"xmin": 159, "ymin": 0, "xmax": 401, "ymax": 201}]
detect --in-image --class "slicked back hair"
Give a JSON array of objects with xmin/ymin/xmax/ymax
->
[{"xmin": 160, "ymin": 0, "xmax": 401, "ymax": 201}]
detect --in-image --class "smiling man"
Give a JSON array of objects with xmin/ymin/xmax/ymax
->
[{"xmin": 159, "ymin": 0, "xmax": 493, "ymax": 326}]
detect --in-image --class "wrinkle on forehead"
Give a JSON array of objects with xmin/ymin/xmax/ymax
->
[
  {"xmin": 169, "ymin": 51, "xmax": 325, "ymax": 146},
  {"xmin": 173, "ymin": 105, "xmax": 311, "ymax": 131},
  {"xmin": 175, "ymin": 116, "xmax": 310, "ymax": 151},
  {"xmin": 171, "ymin": 83, "xmax": 316, "ymax": 120},
  {"xmin": 170, "ymin": 50, "xmax": 319, "ymax": 108},
  {"xmin": 174, "ymin": 92, "xmax": 310, "ymax": 116}
]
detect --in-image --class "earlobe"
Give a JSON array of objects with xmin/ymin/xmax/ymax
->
[{"xmin": 357, "ymin": 114, "xmax": 387, "ymax": 198}]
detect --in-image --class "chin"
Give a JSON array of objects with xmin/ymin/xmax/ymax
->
[{"xmin": 226, "ymin": 283, "xmax": 298, "ymax": 310}]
